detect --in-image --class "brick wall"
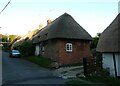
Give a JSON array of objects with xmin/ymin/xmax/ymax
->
[
  {"xmin": 58, "ymin": 39, "xmax": 91, "ymax": 65},
  {"xmin": 41, "ymin": 39, "xmax": 91, "ymax": 66},
  {"xmin": 41, "ymin": 39, "xmax": 59, "ymax": 61}
]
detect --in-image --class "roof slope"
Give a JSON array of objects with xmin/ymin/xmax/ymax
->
[
  {"xmin": 96, "ymin": 13, "xmax": 120, "ymax": 53},
  {"xmin": 32, "ymin": 13, "xmax": 92, "ymax": 43},
  {"xmin": 13, "ymin": 29, "xmax": 39, "ymax": 47}
]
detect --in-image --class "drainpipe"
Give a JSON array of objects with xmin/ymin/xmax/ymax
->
[{"xmin": 113, "ymin": 53, "xmax": 117, "ymax": 77}]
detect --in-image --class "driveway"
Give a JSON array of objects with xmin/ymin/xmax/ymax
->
[{"xmin": 2, "ymin": 50, "xmax": 67, "ymax": 85}]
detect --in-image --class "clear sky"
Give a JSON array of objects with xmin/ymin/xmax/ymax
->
[{"xmin": 0, "ymin": 0, "xmax": 119, "ymax": 37}]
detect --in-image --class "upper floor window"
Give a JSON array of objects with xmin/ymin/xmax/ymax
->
[{"xmin": 66, "ymin": 43, "xmax": 72, "ymax": 52}]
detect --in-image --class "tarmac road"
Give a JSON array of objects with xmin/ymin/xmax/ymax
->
[{"xmin": 2, "ymin": 50, "xmax": 67, "ymax": 85}]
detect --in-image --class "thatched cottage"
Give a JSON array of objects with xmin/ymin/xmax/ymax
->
[
  {"xmin": 97, "ymin": 13, "xmax": 120, "ymax": 77},
  {"xmin": 12, "ymin": 29, "xmax": 39, "ymax": 50},
  {"xmin": 32, "ymin": 13, "xmax": 92, "ymax": 66}
]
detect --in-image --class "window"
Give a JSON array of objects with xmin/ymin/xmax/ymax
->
[{"xmin": 66, "ymin": 43, "xmax": 72, "ymax": 52}]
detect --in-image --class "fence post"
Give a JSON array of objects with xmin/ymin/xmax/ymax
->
[{"xmin": 83, "ymin": 58, "xmax": 87, "ymax": 76}]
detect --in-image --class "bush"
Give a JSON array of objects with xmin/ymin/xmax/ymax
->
[
  {"xmin": 99, "ymin": 68, "xmax": 110, "ymax": 77},
  {"xmin": 19, "ymin": 41, "xmax": 34, "ymax": 56},
  {"xmin": 2, "ymin": 46, "xmax": 11, "ymax": 52}
]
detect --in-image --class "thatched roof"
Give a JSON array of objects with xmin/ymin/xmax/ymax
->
[
  {"xmin": 13, "ymin": 29, "xmax": 39, "ymax": 48},
  {"xmin": 32, "ymin": 13, "xmax": 92, "ymax": 44},
  {"xmin": 96, "ymin": 13, "xmax": 120, "ymax": 53}
]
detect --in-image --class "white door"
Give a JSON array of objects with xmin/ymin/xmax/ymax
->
[{"xmin": 35, "ymin": 45, "xmax": 39, "ymax": 56}]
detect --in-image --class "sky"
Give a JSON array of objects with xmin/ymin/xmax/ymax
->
[{"xmin": 0, "ymin": 0, "xmax": 119, "ymax": 37}]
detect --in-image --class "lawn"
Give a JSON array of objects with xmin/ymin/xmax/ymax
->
[{"xmin": 22, "ymin": 56, "xmax": 52, "ymax": 68}]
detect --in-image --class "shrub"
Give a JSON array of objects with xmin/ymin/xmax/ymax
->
[{"xmin": 19, "ymin": 41, "xmax": 34, "ymax": 56}]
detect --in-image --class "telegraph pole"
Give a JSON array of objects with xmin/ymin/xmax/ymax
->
[
  {"xmin": 0, "ymin": 27, "xmax": 1, "ymax": 41},
  {"xmin": 0, "ymin": 0, "xmax": 11, "ymax": 14}
]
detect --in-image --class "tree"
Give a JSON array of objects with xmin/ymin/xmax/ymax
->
[
  {"xmin": 90, "ymin": 33, "xmax": 101, "ymax": 49},
  {"xmin": 19, "ymin": 41, "xmax": 34, "ymax": 56},
  {"xmin": 9, "ymin": 35, "xmax": 18, "ymax": 42},
  {"xmin": 1, "ymin": 34, "xmax": 20, "ymax": 43},
  {"xmin": 96, "ymin": 33, "xmax": 101, "ymax": 38},
  {"xmin": 1, "ymin": 34, "xmax": 7, "ymax": 42}
]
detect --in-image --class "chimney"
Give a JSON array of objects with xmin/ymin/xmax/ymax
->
[
  {"xmin": 47, "ymin": 19, "xmax": 52, "ymax": 25},
  {"xmin": 39, "ymin": 23, "xmax": 43, "ymax": 30}
]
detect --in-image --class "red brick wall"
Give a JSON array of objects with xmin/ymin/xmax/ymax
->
[
  {"xmin": 40, "ymin": 39, "xmax": 92, "ymax": 66},
  {"xmin": 58, "ymin": 39, "xmax": 91, "ymax": 65}
]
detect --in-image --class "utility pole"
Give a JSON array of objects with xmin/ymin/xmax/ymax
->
[
  {"xmin": 0, "ymin": 0, "xmax": 11, "ymax": 14},
  {"xmin": 0, "ymin": 27, "xmax": 3, "ymax": 47},
  {"xmin": 0, "ymin": 27, "xmax": 1, "ymax": 41}
]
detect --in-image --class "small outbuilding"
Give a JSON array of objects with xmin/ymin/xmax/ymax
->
[
  {"xmin": 97, "ymin": 13, "xmax": 120, "ymax": 77},
  {"xmin": 32, "ymin": 13, "xmax": 92, "ymax": 66}
]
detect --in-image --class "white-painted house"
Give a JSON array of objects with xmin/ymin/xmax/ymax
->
[
  {"xmin": 97, "ymin": 13, "xmax": 120, "ymax": 77},
  {"xmin": 102, "ymin": 53, "xmax": 120, "ymax": 77}
]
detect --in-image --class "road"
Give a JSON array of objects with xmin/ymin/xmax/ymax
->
[{"xmin": 2, "ymin": 50, "xmax": 67, "ymax": 85}]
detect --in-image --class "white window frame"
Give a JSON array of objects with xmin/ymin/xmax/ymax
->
[{"xmin": 66, "ymin": 43, "xmax": 72, "ymax": 52}]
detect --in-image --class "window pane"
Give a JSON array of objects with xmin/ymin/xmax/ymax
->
[{"xmin": 66, "ymin": 43, "xmax": 72, "ymax": 52}]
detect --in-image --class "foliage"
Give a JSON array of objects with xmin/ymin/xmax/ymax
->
[
  {"xmin": 2, "ymin": 45, "xmax": 11, "ymax": 52},
  {"xmin": 90, "ymin": 37, "xmax": 99, "ymax": 49},
  {"xmin": 9, "ymin": 35, "xmax": 21, "ymax": 42},
  {"xmin": 96, "ymin": 33, "xmax": 101, "ymax": 37},
  {"xmin": 19, "ymin": 41, "xmax": 34, "ymax": 56},
  {"xmin": 66, "ymin": 76, "xmax": 120, "ymax": 86},
  {"xmin": 22, "ymin": 56, "xmax": 52, "ymax": 68},
  {"xmin": 82, "ymin": 76, "xmax": 120, "ymax": 85},
  {"xmin": 99, "ymin": 68, "xmax": 110, "ymax": 77},
  {"xmin": 90, "ymin": 33, "xmax": 101, "ymax": 49},
  {"xmin": 1, "ymin": 34, "xmax": 7, "ymax": 42},
  {"xmin": 1, "ymin": 34, "xmax": 21, "ymax": 43}
]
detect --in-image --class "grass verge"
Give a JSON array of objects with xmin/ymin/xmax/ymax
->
[
  {"xmin": 66, "ymin": 77, "xmax": 120, "ymax": 86},
  {"xmin": 82, "ymin": 76, "xmax": 120, "ymax": 84},
  {"xmin": 66, "ymin": 80, "xmax": 89, "ymax": 86},
  {"xmin": 0, "ymin": 46, "xmax": 2, "ymax": 50},
  {"xmin": 22, "ymin": 56, "xmax": 52, "ymax": 68}
]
